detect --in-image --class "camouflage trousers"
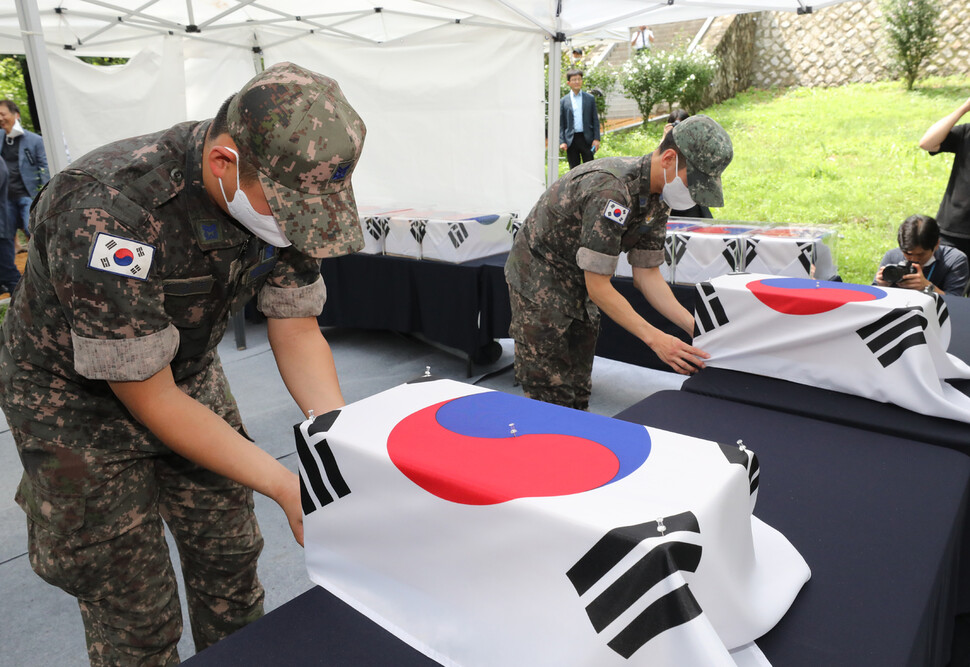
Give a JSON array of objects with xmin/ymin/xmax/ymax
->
[
  {"xmin": 509, "ymin": 287, "xmax": 600, "ymax": 410},
  {"xmin": 13, "ymin": 431, "xmax": 265, "ymax": 666}
]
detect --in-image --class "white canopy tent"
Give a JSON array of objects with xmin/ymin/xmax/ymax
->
[{"xmin": 1, "ymin": 0, "xmax": 851, "ymax": 216}]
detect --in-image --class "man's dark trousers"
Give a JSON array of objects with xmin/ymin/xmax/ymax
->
[{"xmin": 567, "ymin": 133, "xmax": 594, "ymax": 169}]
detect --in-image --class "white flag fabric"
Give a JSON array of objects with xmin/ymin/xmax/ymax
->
[
  {"xmin": 694, "ymin": 273, "xmax": 970, "ymax": 422},
  {"xmin": 298, "ymin": 379, "xmax": 809, "ymax": 666}
]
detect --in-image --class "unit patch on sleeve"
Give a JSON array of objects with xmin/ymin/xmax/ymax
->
[
  {"xmin": 603, "ymin": 200, "xmax": 629, "ymax": 225},
  {"xmin": 87, "ymin": 232, "xmax": 156, "ymax": 281}
]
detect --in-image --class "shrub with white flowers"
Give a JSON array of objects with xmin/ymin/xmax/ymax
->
[{"xmin": 620, "ymin": 49, "xmax": 719, "ymax": 119}]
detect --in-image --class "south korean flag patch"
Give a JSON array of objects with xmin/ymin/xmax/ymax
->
[
  {"xmin": 603, "ymin": 199, "xmax": 629, "ymax": 226},
  {"xmin": 87, "ymin": 232, "xmax": 155, "ymax": 281}
]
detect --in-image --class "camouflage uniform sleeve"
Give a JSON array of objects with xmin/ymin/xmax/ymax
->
[
  {"xmin": 576, "ymin": 184, "xmax": 631, "ymax": 276},
  {"xmin": 257, "ymin": 245, "xmax": 327, "ymax": 318},
  {"xmin": 628, "ymin": 194, "xmax": 668, "ymax": 269},
  {"xmin": 43, "ymin": 202, "xmax": 178, "ymax": 382}
]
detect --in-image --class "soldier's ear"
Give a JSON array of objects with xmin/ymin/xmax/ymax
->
[
  {"xmin": 208, "ymin": 145, "xmax": 236, "ymax": 180},
  {"xmin": 660, "ymin": 148, "xmax": 679, "ymax": 169}
]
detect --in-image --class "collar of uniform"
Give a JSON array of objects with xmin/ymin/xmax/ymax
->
[{"xmin": 185, "ymin": 120, "xmax": 251, "ymax": 251}]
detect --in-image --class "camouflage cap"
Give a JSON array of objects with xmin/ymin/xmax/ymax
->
[
  {"xmin": 671, "ymin": 115, "xmax": 733, "ymax": 207},
  {"xmin": 228, "ymin": 62, "xmax": 366, "ymax": 258}
]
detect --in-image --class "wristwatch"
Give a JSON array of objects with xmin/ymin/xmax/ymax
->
[{"xmin": 923, "ymin": 284, "xmax": 936, "ymax": 295}]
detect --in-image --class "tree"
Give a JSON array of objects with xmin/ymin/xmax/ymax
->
[
  {"xmin": 882, "ymin": 0, "xmax": 940, "ymax": 90},
  {"xmin": 0, "ymin": 56, "xmax": 33, "ymax": 131}
]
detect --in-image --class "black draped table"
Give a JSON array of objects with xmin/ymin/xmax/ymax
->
[
  {"xmin": 317, "ymin": 252, "xmax": 697, "ymax": 373},
  {"xmin": 318, "ymin": 253, "xmax": 511, "ymax": 369},
  {"xmin": 615, "ymin": 391, "xmax": 970, "ymax": 667}
]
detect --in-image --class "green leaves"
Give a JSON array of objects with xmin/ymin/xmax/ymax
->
[{"xmin": 0, "ymin": 56, "xmax": 32, "ymax": 131}]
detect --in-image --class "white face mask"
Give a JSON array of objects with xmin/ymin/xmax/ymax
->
[
  {"xmin": 217, "ymin": 146, "xmax": 290, "ymax": 248},
  {"xmin": 661, "ymin": 153, "xmax": 696, "ymax": 210}
]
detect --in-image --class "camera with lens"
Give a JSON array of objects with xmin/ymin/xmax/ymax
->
[{"xmin": 882, "ymin": 260, "xmax": 916, "ymax": 285}]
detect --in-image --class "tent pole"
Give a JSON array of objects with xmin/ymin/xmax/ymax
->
[
  {"xmin": 15, "ymin": 0, "xmax": 68, "ymax": 173},
  {"xmin": 547, "ymin": 36, "xmax": 562, "ymax": 187}
]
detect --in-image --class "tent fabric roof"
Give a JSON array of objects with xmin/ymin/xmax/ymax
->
[{"xmin": 3, "ymin": 0, "xmax": 847, "ymax": 55}]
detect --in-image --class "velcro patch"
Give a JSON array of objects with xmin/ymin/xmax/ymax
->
[
  {"xmin": 87, "ymin": 232, "xmax": 155, "ymax": 281},
  {"xmin": 329, "ymin": 160, "xmax": 354, "ymax": 184},
  {"xmin": 603, "ymin": 200, "xmax": 629, "ymax": 225}
]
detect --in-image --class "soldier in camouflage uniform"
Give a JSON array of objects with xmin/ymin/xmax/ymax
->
[
  {"xmin": 505, "ymin": 115, "xmax": 733, "ymax": 409},
  {"xmin": 0, "ymin": 63, "xmax": 366, "ymax": 665}
]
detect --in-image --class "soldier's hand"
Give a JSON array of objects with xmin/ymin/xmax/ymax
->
[
  {"xmin": 276, "ymin": 471, "xmax": 305, "ymax": 547},
  {"xmin": 650, "ymin": 334, "xmax": 708, "ymax": 375}
]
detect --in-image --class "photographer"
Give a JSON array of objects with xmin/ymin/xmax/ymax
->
[{"xmin": 874, "ymin": 214, "xmax": 969, "ymax": 296}]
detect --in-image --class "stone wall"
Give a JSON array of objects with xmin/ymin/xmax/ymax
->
[
  {"xmin": 750, "ymin": 0, "xmax": 969, "ymax": 89},
  {"xmin": 699, "ymin": 14, "xmax": 758, "ymax": 106}
]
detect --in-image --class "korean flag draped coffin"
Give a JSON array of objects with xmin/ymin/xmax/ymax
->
[
  {"xmin": 356, "ymin": 206, "xmax": 415, "ymax": 255},
  {"xmin": 421, "ymin": 213, "xmax": 516, "ymax": 264},
  {"xmin": 672, "ymin": 225, "xmax": 758, "ymax": 284},
  {"xmin": 298, "ymin": 379, "xmax": 809, "ymax": 667},
  {"xmin": 693, "ymin": 273, "xmax": 970, "ymax": 422},
  {"xmin": 615, "ymin": 219, "xmax": 696, "ymax": 281},
  {"xmin": 741, "ymin": 227, "xmax": 839, "ymax": 281}
]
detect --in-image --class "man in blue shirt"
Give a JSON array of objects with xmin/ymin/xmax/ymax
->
[
  {"xmin": 874, "ymin": 214, "xmax": 969, "ymax": 296},
  {"xmin": 559, "ymin": 69, "xmax": 600, "ymax": 169}
]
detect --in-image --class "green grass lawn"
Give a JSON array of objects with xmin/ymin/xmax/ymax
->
[{"xmin": 592, "ymin": 76, "xmax": 970, "ymax": 285}]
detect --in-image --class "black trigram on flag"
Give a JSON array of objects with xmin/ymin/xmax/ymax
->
[
  {"xmin": 722, "ymin": 238, "xmax": 742, "ymax": 271},
  {"xmin": 741, "ymin": 238, "xmax": 760, "ymax": 268},
  {"xmin": 295, "ymin": 410, "xmax": 351, "ymax": 515},
  {"xmin": 447, "ymin": 222, "xmax": 469, "ymax": 249},
  {"xmin": 719, "ymin": 442, "xmax": 760, "ymax": 508},
  {"xmin": 664, "ymin": 235, "xmax": 686, "ymax": 268},
  {"xmin": 365, "ymin": 216, "xmax": 390, "ymax": 241},
  {"xmin": 566, "ymin": 512, "xmax": 703, "ymax": 659},
  {"xmin": 856, "ymin": 306, "xmax": 928, "ymax": 368},
  {"xmin": 795, "ymin": 241, "xmax": 814, "ymax": 274},
  {"xmin": 933, "ymin": 291, "xmax": 950, "ymax": 329},
  {"xmin": 693, "ymin": 282, "xmax": 729, "ymax": 337},
  {"xmin": 506, "ymin": 213, "xmax": 521, "ymax": 240},
  {"xmin": 409, "ymin": 220, "xmax": 428, "ymax": 243}
]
